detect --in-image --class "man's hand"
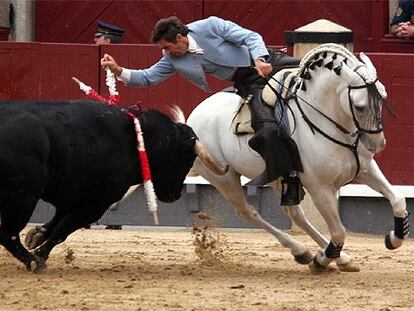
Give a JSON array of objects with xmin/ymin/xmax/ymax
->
[
  {"xmin": 254, "ymin": 59, "xmax": 273, "ymax": 77},
  {"xmin": 101, "ymin": 54, "xmax": 123, "ymax": 76},
  {"xmin": 394, "ymin": 22, "xmax": 414, "ymax": 39}
]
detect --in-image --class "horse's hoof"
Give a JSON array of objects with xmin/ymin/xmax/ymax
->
[
  {"xmin": 294, "ymin": 250, "xmax": 313, "ymax": 265},
  {"xmin": 384, "ymin": 233, "xmax": 394, "ymax": 250},
  {"xmin": 308, "ymin": 255, "xmax": 327, "ymax": 273},
  {"xmin": 384, "ymin": 232, "xmax": 403, "ymax": 250},
  {"xmin": 25, "ymin": 226, "xmax": 47, "ymax": 250},
  {"xmin": 337, "ymin": 261, "xmax": 360, "ymax": 272}
]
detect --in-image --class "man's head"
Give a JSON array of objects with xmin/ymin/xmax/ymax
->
[
  {"xmin": 151, "ymin": 16, "xmax": 189, "ymax": 56},
  {"xmin": 94, "ymin": 20, "xmax": 125, "ymax": 45}
]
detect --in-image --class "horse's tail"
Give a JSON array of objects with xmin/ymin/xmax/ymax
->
[{"xmin": 170, "ymin": 105, "xmax": 186, "ymax": 124}]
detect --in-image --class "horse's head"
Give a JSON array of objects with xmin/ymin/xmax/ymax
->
[
  {"xmin": 297, "ymin": 44, "xmax": 387, "ymax": 154},
  {"xmin": 346, "ymin": 52, "xmax": 387, "ymax": 154}
]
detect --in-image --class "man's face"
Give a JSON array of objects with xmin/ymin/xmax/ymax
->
[
  {"xmin": 95, "ymin": 35, "xmax": 111, "ymax": 45},
  {"xmin": 157, "ymin": 34, "xmax": 188, "ymax": 56}
]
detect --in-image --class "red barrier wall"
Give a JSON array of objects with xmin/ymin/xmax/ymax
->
[
  {"xmin": 0, "ymin": 42, "xmax": 412, "ymax": 184},
  {"xmin": 0, "ymin": 42, "xmax": 97, "ymax": 100},
  {"xmin": 34, "ymin": 0, "xmax": 414, "ymax": 53},
  {"xmin": 370, "ymin": 53, "xmax": 414, "ymax": 185}
]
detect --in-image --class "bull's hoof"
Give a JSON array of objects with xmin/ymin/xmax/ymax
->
[
  {"xmin": 26, "ymin": 258, "xmax": 47, "ymax": 274},
  {"xmin": 337, "ymin": 261, "xmax": 360, "ymax": 272},
  {"xmin": 25, "ymin": 226, "xmax": 47, "ymax": 250},
  {"xmin": 294, "ymin": 250, "xmax": 313, "ymax": 265}
]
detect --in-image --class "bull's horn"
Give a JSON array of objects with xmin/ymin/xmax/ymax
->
[{"xmin": 194, "ymin": 141, "xmax": 229, "ymax": 175}]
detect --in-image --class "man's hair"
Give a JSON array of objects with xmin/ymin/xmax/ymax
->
[
  {"xmin": 151, "ymin": 16, "xmax": 189, "ymax": 44},
  {"xmin": 104, "ymin": 34, "xmax": 122, "ymax": 44},
  {"xmin": 100, "ymin": 34, "xmax": 122, "ymax": 44}
]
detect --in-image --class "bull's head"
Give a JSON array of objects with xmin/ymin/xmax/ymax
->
[{"xmin": 139, "ymin": 109, "xmax": 226, "ymax": 203}]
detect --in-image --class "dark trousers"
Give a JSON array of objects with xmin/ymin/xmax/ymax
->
[{"xmin": 232, "ymin": 49, "xmax": 303, "ymax": 186}]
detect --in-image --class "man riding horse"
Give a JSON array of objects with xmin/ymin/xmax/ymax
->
[{"xmin": 102, "ymin": 16, "xmax": 304, "ymax": 205}]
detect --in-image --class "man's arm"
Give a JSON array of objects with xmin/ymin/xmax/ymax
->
[
  {"xmin": 101, "ymin": 54, "xmax": 175, "ymax": 87},
  {"xmin": 207, "ymin": 16, "xmax": 272, "ymax": 76},
  {"xmin": 208, "ymin": 16, "xmax": 269, "ymax": 62}
]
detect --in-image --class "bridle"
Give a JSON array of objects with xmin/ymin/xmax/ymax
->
[
  {"xmin": 267, "ymin": 62, "xmax": 384, "ymax": 182},
  {"xmin": 348, "ymin": 65, "xmax": 383, "ymax": 134}
]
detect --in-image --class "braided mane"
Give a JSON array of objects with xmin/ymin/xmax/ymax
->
[
  {"xmin": 299, "ymin": 43, "xmax": 358, "ymax": 72},
  {"xmin": 297, "ymin": 43, "xmax": 377, "ymax": 90}
]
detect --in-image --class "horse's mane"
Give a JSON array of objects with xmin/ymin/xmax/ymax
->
[
  {"xmin": 297, "ymin": 43, "xmax": 377, "ymax": 90},
  {"xmin": 299, "ymin": 43, "xmax": 358, "ymax": 72}
]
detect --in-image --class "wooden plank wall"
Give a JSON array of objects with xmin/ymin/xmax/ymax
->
[
  {"xmin": 34, "ymin": 0, "xmax": 403, "ymax": 53},
  {"xmin": 0, "ymin": 42, "xmax": 98, "ymax": 100},
  {"xmin": 0, "ymin": 41, "xmax": 412, "ymax": 185}
]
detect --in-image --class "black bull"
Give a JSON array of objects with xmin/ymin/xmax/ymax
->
[{"xmin": 0, "ymin": 100, "xmax": 206, "ymax": 272}]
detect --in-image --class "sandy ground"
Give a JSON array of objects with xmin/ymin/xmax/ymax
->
[{"xmin": 0, "ymin": 223, "xmax": 414, "ymax": 311}]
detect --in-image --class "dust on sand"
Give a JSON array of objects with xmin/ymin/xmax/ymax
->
[
  {"xmin": 0, "ymin": 217, "xmax": 413, "ymax": 311},
  {"xmin": 191, "ymin": 212, "xmax": 233, "ymax": 265}
]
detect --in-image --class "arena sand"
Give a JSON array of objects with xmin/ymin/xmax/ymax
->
[{"xmin": 0, "ymin": 218, "xmax": 413, "ymax": 311}]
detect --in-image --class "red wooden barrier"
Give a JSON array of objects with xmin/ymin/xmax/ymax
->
[
  {"xmin": 0, "ymin": 42, "xmax": 97, "ymax": 100},
  {"xmin": 0, "ymin": 42, "xmax": 41, "ymax": 99},
  {"xmin": 0, "ymin": 42, "xmax": 412, "ymax": 185},
  {"xmin": 34, "ymin": 0, "xmax": 414, "ymax": 54},
  {"xmin": 370, "ymin": 53, "xmax": 414, "ymax": 185}
]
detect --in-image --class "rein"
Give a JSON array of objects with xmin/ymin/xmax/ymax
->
[{"xmin": 267, "ymin": 68, "xmax": 383, "ymax": 182}]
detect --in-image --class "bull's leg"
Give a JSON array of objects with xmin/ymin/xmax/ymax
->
[
  {"xmin": 25, "ymin": 208, "xmax": 66, "ymax": 250},
  {"xmin": 198, "ymin": 167, "xmax": 312, "ymax": 265},
  {"xmin": 33, "ymin": 205, "xmax": 108, "ymax": 261},
  {"xmin": 280, "ymin": 203, "xmax": 354, "ymax": 270},
  {"xmin": 0, "ymin": 195, "xmax": 46, "ymax": 272},
  {"xmin": 355, "ymin": 159, "xmax": 408, "ymax": 249},
  {"xmin": 305, "ymin": 187, "xmax": 359, "ymax": 272}
]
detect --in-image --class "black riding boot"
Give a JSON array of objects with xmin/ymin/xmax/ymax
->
[
  {"xmin": 281, "ymin": 173, "xmax": 305, "ymax": 206},
  {"xmin": 245, "ymin": 91, "xmax": 304, "ymax": 206}
]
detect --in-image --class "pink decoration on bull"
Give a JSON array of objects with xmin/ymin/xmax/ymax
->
[{"xmin": 72, "ymin": 70, "xmax": 159, "ymax": 225}]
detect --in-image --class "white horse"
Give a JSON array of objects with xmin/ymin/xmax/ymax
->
[{"xmin": 186, "ymin": 43, "xmax": 408, "ymax": 272}]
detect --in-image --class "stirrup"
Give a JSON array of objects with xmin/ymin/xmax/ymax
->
[{"xmin": 281, "ymin": 177, "xmax": 305, "ymax": 206}]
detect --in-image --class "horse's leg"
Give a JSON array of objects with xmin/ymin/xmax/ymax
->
[
  {"xmin": 279, "ymin": 202, "xmax": 354, "ymax": 269},
  {"xmin": 355, "ymin": 159, "xmax": 408, "ymax": 249},
  {"xmin": 305, "ymin": 187, "xmax": 359, "ymax": 272},
  {"xmin": 198, "ymin": 168, "xmax": 313, "ymax": 265},
  {"xmin": 280, "ymin": 203, "xmax": 327, "ymax": 246}
]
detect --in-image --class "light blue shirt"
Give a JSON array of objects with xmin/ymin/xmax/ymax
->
[{"xmin": 121, "ymin": 16, "xmax": 268, "ymax": 92}]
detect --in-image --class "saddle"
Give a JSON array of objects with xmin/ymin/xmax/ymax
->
[{"xmin": 232, "ymin": 68, "xmax": 299, "ymax": 135}]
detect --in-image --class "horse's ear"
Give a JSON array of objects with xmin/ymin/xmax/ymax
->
[{"xmin": 359, "ymin": 52, "xmax": 377, "ymax": 77}]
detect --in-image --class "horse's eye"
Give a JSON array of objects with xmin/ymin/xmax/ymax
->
[{"xmin": 355, "ymin": 106, "xmax": 364, "ymax": 112}]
